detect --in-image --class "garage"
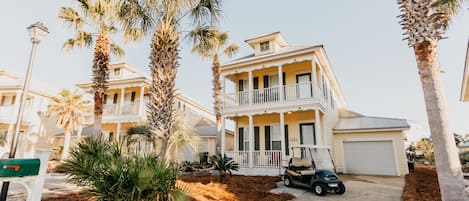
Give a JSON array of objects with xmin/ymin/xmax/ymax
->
[
  {"xmin": 333, "ymin": 110, "xmax": 410, "ymax": 176},
  {"xmin": 343, "ymin": 140, "xmax": 397, "ymax": 176}
]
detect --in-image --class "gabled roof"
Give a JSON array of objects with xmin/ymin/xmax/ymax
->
[
  {"xmin": 225, "ymin": 45, "xmax": 317, "ymax": 66},
  {"xmin": 0, "ymin": 68, "xmax": 60, "ymax": 97},
  {"xmin": 244, "ymin": 31, "xmax": 288, "ymax": 49},
  {"xmin": 334, "ymin": 109, "xmax": 410, "ymax": 132}
]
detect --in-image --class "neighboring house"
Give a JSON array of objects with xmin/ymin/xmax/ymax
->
[
  {"xmin": 0, "ymin": 69, "xmax": 59, "ymax": 157},
  {"xmin": 219, "ymin": 32, "xmax": 410, "ymax": 176},
  {"xmin": 71, "ymin": 63, "xmax": 233, "ymax": 161}
]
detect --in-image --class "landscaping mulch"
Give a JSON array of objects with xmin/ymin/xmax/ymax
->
[
  {"xmin": 179, "ymin": 174, "xmax": 294, "ymax": 201},
  {"xmin": 401, "ymin": 166, "xmax": 441, "ymax": 201},
  {"xmin": 42, "ymin": 192, "xmax": 88, "ymax": 201}
]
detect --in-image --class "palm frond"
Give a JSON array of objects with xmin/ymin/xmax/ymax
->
[
  {"xmin": 62, "ymin": 32, "xmax": 94, "ymax": 52},
  {"xmin": 110, "ymin": 43, "xmax": 125, "ymax": 57},
  {"xmin": 190, "ymin": 0, "xmax": 222, "ymax": 26},
  {"xmin": 59, "ymin": 7, "xmax": 85, "ymax": 31},
  {"xmin": 223, "ymin": 43, "xmax": 239, "ymax": 58}
]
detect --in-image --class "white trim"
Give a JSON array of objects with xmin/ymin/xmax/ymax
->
[{"xmin": 334, "ymin": 128, "xmax": 409, "ymax": 133}]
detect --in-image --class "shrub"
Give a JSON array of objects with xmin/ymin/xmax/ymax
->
[
  {"xmin": 460, "ymin": 151, "xmax": 469, "ymax": 173},
  {"xmin": 62, "ymin": 137, "xmax": 190, "ymax": 201},
  {"xmin": 209, "ymin": 154, "xmax": 239, "ymax": 182}
]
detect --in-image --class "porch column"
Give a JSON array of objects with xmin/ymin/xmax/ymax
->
[
  {"xmin": 311, "ymin": 57, "xmax": 319, "ymax": 98},
  {"xmin": 234, "ymin": 118, "xmax": 238, "ymax": 151},
  {"xmin": 116, "ymin": 122, "xmax": 121, "ymax": 142},
  {"xmin": 248, "ymin": 114, "xmax": 254, "ymax": 168},
  {"xmin": 315, "ymin": 110, "xmax": 322, "ymax": 145},
  {"xmin": 278, "ymin": 65, "xmax": 284, "ymax": 102},
  {"xmin": 221, "ymin": 76, "xmax": 226, "ymax": 109},
  {"xmin": 279, "ymin": 112, "xmax": 286, "ymax": 162},
  {"xmin": 248, "ymin": 71, "xmax": 253, "ymax": 105},
  {"xmin": 138, "ymin": 85, "xmax": 145, "ymax": 116},
  {"xmin": 6, "ymin": 124, "xmax": 14, "ymax": 150},
  {"xmin": 13, "ymin": 91, "xmax": 22, "ymax": 118},
  {"xmin": 119, "ymin": 87, "xmax": 125, "ymax": 115},
  {"xmin": 221, "ymin": 116, "xmax": 226, "ymax": 155}
]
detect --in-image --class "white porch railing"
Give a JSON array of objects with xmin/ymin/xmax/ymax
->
[
  {"xmin": 226, "ymin": 150, "xmax": 282, "ymax": 169},
  {"xmin": 103, "ymin": 104, "xmax": 118, "ymax": 115},
  {"xmin": 0, "ymin": 105, "xmax": 14, "ymax": 118},
  {"xmin": 223, "ymin": 82, "xmax": 314, "ymax": 108},
  {"xmin": 253, "ymin": 86, "xmax": 280, "ymax": 104},
  {"xmin": 122, "ymin": 102, "xmax": 139, "ymax": 115}
]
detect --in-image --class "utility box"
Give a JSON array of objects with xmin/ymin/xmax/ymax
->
[{"xmin": 0, "ymin": 159, "xmax": 40, "ymax": 177}]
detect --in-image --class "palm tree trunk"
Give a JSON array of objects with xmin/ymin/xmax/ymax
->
[
  {"xmin": 213, "ymin": 55, "xmax": 223, "ymax": 154},
  {"xmin": 61, "ymin": 128, "xmax": 72, "ymax": 160},
  {"xmin": 92, "ymin": 33, "xmax": 110, "ymax": 137},
  {"xmin": 148, "ymin": 23, "xmax": 179, "ymax": 158},
  {"xmin": 414, "ymin": 41, "xmax": 466, "ymax": 200}
]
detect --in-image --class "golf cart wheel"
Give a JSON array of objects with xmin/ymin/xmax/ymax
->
[
  {"xmin": 336, "ymin": 182, "xmax": 346, "ymax": 195},
  {"xmin": 284, "ymin": 175, "xmax": 293, "ymax": 187},
  {"xmin": 313, "ymin": 183, "xmax": 327, "ymax": 196}
]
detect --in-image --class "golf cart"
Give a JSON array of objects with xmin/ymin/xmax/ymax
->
[{"xmin": 283, "ymin": 145, "xmax": 345, "ymax": 196}]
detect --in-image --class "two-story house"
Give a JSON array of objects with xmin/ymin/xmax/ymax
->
[
  {"xmin": 0, "ymin": 69, "xmax": 58, "ymax": 157},
  {"xmin": 73, "ymin": 63, "xmax": 233, "ymax": 161},
  {"xmin": 219, "ymin": 32, "xmax": 410, "ymax": 176}
]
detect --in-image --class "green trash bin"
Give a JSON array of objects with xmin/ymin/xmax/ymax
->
[{"xmin": 0, "ymin": 159, "xmax": 40, "ymax": 177}]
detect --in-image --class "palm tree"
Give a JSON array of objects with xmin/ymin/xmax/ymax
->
[
  {"xmin": 166, "ymin": 112, "xmax": 197, "ymax": 163},
  {"xmin": 397, "ymin": 0, "xmax": 467, "ymax": 199},
  {"xmin": 59, "ymin": 0, "xmax": 125, "ymax": 136},
  {"xmin": 119, "ymin": 0, "xmax": 222, "ymax": 157},
  {"xmin": 189, "ymin": 27, "xmax": 239, "ymax": 154},
  {"xmin": 48, "ymin": 90, "xmax": 90, "ymax": 160}
]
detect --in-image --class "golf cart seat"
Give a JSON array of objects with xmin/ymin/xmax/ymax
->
[{"xmin": 290, "ymin": 158, "xmax": 316, "ymax": 175}]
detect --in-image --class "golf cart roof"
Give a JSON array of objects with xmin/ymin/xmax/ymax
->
[{"xmin": 290, "ymin": 145, "xmax": 331, "ymax": 149}]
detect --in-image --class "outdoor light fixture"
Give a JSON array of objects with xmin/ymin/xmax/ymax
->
[{"xmin": 0, "ymin": 22, "xmax": 49, "ymax": 201}]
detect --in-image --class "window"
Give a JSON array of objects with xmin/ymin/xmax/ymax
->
[
  {"xmin": 260, "ymin": 41, "xmax": 270, "ymax": 52},
  {"xmin": 114, "ymin": 68, "xmax": 121, "ymax": 76},
  {"xmin": 265, "ymin": 125, "xmax": 281, "ymax": 150},
  {"xmin": 130, "ymin": 91, "xmax": 136, "ymax": 102},
  {"xmin": 1, "ymin": 95, "xmax": 15, "ymax": 106},
  {"xmin": 238, "ymin": 127, "xmax": 249, "ymax": 151},
  {"xmin": 103, "ymin": 94, "xmax": 108, "ymax": 104},
  {"xmin": 113, "ymin": 93, "xmax": 118, "ymax": 104}
]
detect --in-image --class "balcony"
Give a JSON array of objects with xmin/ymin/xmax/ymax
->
[
  {"xmin": 224, "ymin": 82, "xmax": 317, "ymax": 109},
  {"xmin": 103, "ymin": 104, "xmax": 118, "ymax": 116},
  {"xmin": 0, "ymin": 105, "xmax": 14, "ymax": 122},
  {"xmin": 121, "ymin": 103, "xmax": 140, "ymax": 115}
]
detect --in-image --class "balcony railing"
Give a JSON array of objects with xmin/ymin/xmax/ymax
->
[
  {"xmin": 103, "ymin": 104, "xmax": 118, "ymax": 115},
  {"xmin": 121, "ymin": 103, "xmax": 139, "ymax": 115},
  {"xmin": 226, "ymin": 150, "xmax": 282, "ymax": 168},
  {"xmin": 224, "ymin": 82, "xmax": 315, "ymax": 108}
]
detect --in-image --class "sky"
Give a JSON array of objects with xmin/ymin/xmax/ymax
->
[{"xmin": 1, "ymin": 1, "xmax": 469, "ymax": 142}]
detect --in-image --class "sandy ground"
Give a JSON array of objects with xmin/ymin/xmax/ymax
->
[{"xmin": 271, "ymin": 174, "xmax": 405, "ymax": 201}]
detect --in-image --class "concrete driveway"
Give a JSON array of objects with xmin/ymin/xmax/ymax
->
[{"xmin": 271, "ymin": 174, "xmax": 405, "ymax": 201}]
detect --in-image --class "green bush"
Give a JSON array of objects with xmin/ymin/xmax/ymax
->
[
  {"xmin": 62, "ymin": 137, "xmax": 190, "ymax": 201},
  {"xmin": 460, "ymin": 151, "xmax": 469, "ymax": 173},
  {"xmin": 208, "ymin": 154, "xmax": 239, "ymax": 182}
]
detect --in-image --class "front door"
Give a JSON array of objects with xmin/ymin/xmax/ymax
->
[
  {"xmin": 296, "ymin": 74, "xmax": 312, "ymax": 99},
  {"xmin": 299, "ymin": 123, "xmax": 316, "ymax": 145}
]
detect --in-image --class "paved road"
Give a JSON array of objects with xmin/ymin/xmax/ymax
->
[{"xmin": 271, "ymin": 174, "xmax": 405, "ymax": 201}]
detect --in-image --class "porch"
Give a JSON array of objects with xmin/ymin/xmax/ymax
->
[{"xmin": 220, "ymin": 110, "xmax": 326, "ymax": 176}]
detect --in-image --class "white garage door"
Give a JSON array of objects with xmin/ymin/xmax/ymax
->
[{"xmin": 343, "ymin": 140, "xmax": 397, "ymax": 176}]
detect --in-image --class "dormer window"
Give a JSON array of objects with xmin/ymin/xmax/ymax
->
[
  {"xmin": 260, "ymin": 41, "xmax": 270, "ymax": 52},
  {"xmin": 114, "ymin": 68, "xmax": 121, "ymax": 77}
]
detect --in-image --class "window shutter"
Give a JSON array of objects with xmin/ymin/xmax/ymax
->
[
  {"xmin": 238, "ymin": 127, "xmax": 244, "ymax": 150},
  {"xmin": 265, "ymin": 126, "xmax": 271, "ymax": 150},
  {"xmin": 113, "ymin": 93, "xmax": 118, "ymax": 104},
  {"xmin": 282, "ymin": 72, "xmax": 286, "ymax": 86},
  {"xmin": 253, "ymin": 77, "xmax": 259, "ymax": 90},
  {"xmin": 263, "ymin": 75, "xmax": 269, "ymax": 88},
  {"xmin": 0, "ymin": 96, "xmax": 4, "ymax": 105},
  {"xmin": 254, "ymin": 126, "xmax": 259, "ymax": 150},
  {"xmin": 131, "ymin": 92, "xmax": 136, "ymax": 102},
  {"xmin": 11, "ymin": 96, "xmax": 16, "ymax": 105},
  {"xmin": 285, "ymin": 125, "xmax": 289, "ymax": 155},
  {"xmin": 238, "ymin": 80, "xmax": 244, "ymax": 92},
  {"xmin": 103, "ymin": 94, "xmax": 108, "ymax": 104}
]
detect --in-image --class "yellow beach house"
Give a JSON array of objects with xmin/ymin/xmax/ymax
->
[
  {"xmin": 0, "ymin": 69, "xmax": 59, "ymax": 158},
  {"xmin": 219, "ymin": 32, "xmax": 410, "ymax": 176},
  {"xmin": 71, "ymin": 63, "xmax": 233, "ymax": 161}
]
